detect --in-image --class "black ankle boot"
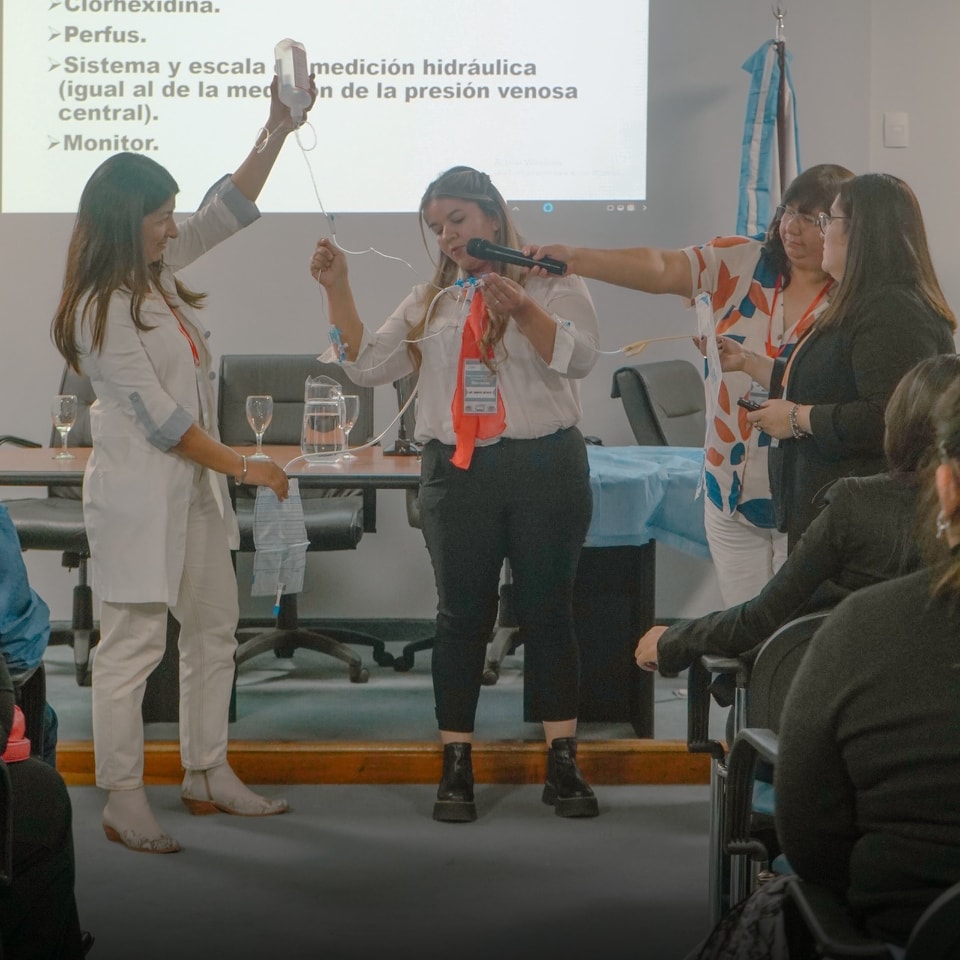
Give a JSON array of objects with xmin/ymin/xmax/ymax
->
[
  {"xmin": 433, "ymin": 742, "xmax": 477, "ymax": 822},
  {"xmin": 543, "ymin": 737, "xmax": 599, "ymax": 818}
]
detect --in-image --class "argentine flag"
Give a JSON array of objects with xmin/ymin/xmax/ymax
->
[{"xmin": 737, "ymin": 40, "xmax": 800, "ymax": 239}]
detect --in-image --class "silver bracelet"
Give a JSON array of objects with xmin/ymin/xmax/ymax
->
[
  {"xmin": 789, "ymin": 404, "xmax": 810, "ymax": 440},
  {"xmin": 236, "ymin": 454, "xmax": 248, "ymax": 484}
]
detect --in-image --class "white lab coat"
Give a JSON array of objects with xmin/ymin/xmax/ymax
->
[{"xmin": 79, "ymin": 178, "xmax": 256, "ymax": 605}]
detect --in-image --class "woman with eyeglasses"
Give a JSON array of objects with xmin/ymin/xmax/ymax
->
[
  {"xmin": 528, "ymin": 164, "xmax": 853, "ymax": 604},
  {"xmin": 718, "ymin": 173, "xmax": 956, "ymax": 549}
]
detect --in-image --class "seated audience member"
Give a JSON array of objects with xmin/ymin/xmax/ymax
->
[
  {"xmin": 0, "ymin": 657, "xmax": 89, "ymax": 959},
  {"xmin": 0, "ymin": 503, "xmax": 59, "ymax": 765},
  {"xmin": 634, "ymin": 354, "xmax": 960, "ymax": 675},
  {"xmin": 772, "ymin": 374, "xmax": 960, "ymax": 947}
]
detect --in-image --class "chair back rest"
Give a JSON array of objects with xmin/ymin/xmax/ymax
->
[
  {"xmin": 50, "ymin": 366, "xmax": 96, "ymax": 501},
  {"xmin": 393, "ymin": 372, "xmax": 418, "ymax": 442},
  {"xmin": 218, "ymin": 355, "xmax": 374, "ymax": 447},
  {"xmin": 611, "ymin": 359, "xmax": 706, "ymax": 447},
  {"xmin": 391, "ymin": 373, "xmax": 423, "ymax": 528},
  {"xmin": 906, "ymin": 879, "xmax": 960, "ymax": 959},
  {"xmin": 746, "ymin": 611, "xmax": 831, "ymax": 733}
]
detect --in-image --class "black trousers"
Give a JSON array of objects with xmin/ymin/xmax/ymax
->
[
  {"xmin": 0, "ymin": 758, "xmax": 84, "ymax": 959},
  {"xmin": 419, "ymin": 427, "xmax": 592, "ymax": 732}
]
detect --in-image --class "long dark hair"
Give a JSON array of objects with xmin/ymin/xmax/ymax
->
[
  {"xmin": 884, "ymin": 355, "xmax": 960, "ymax": 477},
  {"xmin": 51, "ymin": 152, "xmax": 205, "ymax": 371},
  {"xmin": 931, "ymin": 378, "xmax": 960, "ymax": 598},
  {"xmin": 817, "ymin": 173, "xmax": 956, "ymax": 332},
  {"xmin": 407, "ymin": 165, "xmax": 525, "ymax": 370},
  {"xmin": 763, "ymin": 163, "xmax": 854, "ymax": 279}
]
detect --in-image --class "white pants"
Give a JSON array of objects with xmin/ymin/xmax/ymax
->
[
  {"xmin": 703, "ymin": 501, "xmax": 788, "ymax": 607},
  {"xmin": 92, "ymin": 474, "xmax": 239, "ymax": 790}
]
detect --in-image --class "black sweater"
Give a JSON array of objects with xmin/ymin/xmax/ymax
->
[
  {"xmin": 768, "ymin": 284, "xmax": 954, "ymax": 548},
  {"xmin": 656, "ymin": 473, "xmax": 921, "ymax": 676},
  {"xmin": 776, "ymin": 567, "xmax": 960, "ymax": 944}
]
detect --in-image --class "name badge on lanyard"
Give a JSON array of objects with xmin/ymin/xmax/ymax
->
[{"xmin": 462, "ymin": 359, "xmax": 499, "ymax": 415}]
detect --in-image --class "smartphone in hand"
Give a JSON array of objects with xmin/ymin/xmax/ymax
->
[{"xmin": 737, "ymin": 398, "xmax": 764, "ymax": 412}]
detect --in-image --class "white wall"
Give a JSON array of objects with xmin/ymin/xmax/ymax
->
[
  {"xmin": 867, "ymin": 0, "xmax": 960, "ymax": 316},
  {"xmin": 8, "ymin": 0, "xmax": 948, "ymax": 625}
]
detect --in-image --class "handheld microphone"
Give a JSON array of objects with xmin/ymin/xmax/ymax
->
[{"xmin": 465, "ymin": 238, "xmax": 567, "ymax": 276}]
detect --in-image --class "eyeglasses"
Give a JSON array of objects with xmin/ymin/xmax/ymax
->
[
  {"xmin": 775, "ymin": 205, "xmax": 820, "ymax": 230},
  {"xmin": 817, "ymin": 212, "xmax": 850, "ymax": 235}
]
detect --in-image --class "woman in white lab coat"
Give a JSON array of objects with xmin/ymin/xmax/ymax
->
[{"xmin": 50, "ymin": 79, "xmax": 309, "ymax": 854}]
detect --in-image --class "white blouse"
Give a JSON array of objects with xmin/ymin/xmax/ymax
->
[{"xmin": 330, "ymin": 274, "xmax": 599, "ymax": 446}]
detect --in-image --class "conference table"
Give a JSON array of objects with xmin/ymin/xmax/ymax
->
[
  {"xmin": 0, "ymin": 442, "xmax": 708, "ymax": 737},
  {"xmin": 0, "ymin": 443, "xmax": 422, "ymax": 491}
]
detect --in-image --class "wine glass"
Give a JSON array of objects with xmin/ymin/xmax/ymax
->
[
  {"xmin": 341, "ymin": 395, "xmax": 360, "ymax": 460},
  {"xmin": 245, "ymin": 395, "xmax": 274, "ymax": 460},
  {"xmin": 51, "ymin": 394, "xmax": 78, "ymax": 460}
]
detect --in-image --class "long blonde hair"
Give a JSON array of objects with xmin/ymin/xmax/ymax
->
[{"xmin": 409, "ymin": 165, "xmax": 526, "ymax": 370}]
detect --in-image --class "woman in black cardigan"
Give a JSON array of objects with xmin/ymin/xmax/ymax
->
[
  {"xmin": 716, "ymin": 174, "xmax": 955, "ymax": 549},
  {"xmin": 773, "ymin": 376, "xmax": 960, "ymax": 946},
  {"xmin": 635, "ymin": 354, "xmax": 960, "ymax": 673}
]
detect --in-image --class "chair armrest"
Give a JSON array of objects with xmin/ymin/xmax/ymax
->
[
  {"xmin": 736, "ymin": 726, "xmax": 779, "ymax": 764},
  {"xmin": 687, "ymin": 658, "xmax": 724, "ymax": 760},
  {"xmin": 785, "ymin": 878, "xmax": 893, "ymax": 958},
  {"xmin": 700, "ymin": 655, "xmax": 745, "ymax": 674},
  {"xmin": 687, "ymin": 655, "xmax": 747, "ymax": 760},
  {"xmin": 724, "ymin": 727, "xmax": 779, "ymax": 860},
  {"xmin": 0, "ymin": 435, "xmax": 41, "ymax": 448}
]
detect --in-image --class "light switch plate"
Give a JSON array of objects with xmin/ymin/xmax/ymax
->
[{"xmin": 883, "ymin": 111, "xmax": 909, "ymax": 148}]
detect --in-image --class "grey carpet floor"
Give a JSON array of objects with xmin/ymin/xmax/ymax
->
[{"xmin": 70, "ymin": 782, "xmax": 711, "ymax": 960}]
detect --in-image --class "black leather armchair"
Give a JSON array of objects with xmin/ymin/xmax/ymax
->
[
  {"xmin": 0, "ymin": 367, "xmax": 98, "ymax": 685},
  {"xmin": 218, "ymin": 354, "xmax": 392, "ymax": 682},
  {"xmin": 687, "ymin": 611, "xmax": 830, "ymax": 922},
  {"xmin": 785, "ymin": 876, "xmax": 960, "ymax": 959},
  {"xmin": 611, "ymin": 359, "xmax": 706, "ymax": 447}
]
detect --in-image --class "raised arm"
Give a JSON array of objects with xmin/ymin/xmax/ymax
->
[
  {"xmin": 311, "ymin": 238, "xmax": 364, "ymax": 362},
  {"xmin": 231, "ymin": 76, "xmax": 317, "ymax": 203},
  {"xmin": 525, "ymin": 243, "xmax": 694, "ymax": 298}
]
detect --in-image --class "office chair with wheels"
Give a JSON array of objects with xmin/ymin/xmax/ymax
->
[
  {"xmin": 687, "ymin": 611, "xmax": 830, "ymax": 922},
  {"xmin": 0, "ymin": 367, "xmax": 98, "ymax": 685},
  {"xmin": 218, "ymin": 354, "xmax": 390, "ymax": 683},
  {"xmin": 785, "ymin": 877, "xmax": 960, "ymax": 960},
  {"xmin": 611, "ymin": 358, "xmax": 706, "ymax": 447}
]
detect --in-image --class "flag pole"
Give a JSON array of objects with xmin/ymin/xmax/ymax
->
[{"xmin": 773, "ymin": 6, "xmax": 789, "ymax": 193}]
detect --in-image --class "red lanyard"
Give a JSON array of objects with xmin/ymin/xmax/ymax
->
[
  {"xmin": 165, "ymin": 300, "xmax": 200, "ymax": 368},
  {"xmin": 766, "ymin": 275, "xmax": 833, "ymax": 358}
]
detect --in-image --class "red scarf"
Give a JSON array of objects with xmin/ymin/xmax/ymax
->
[{"xmin": 450, "ymin": 287, "xmax": 506, "ymax": 469}]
